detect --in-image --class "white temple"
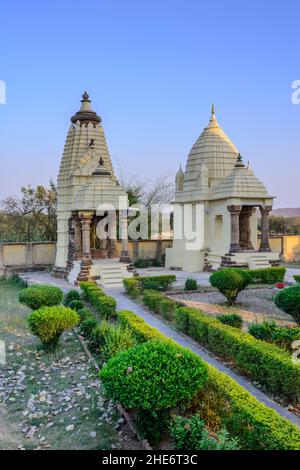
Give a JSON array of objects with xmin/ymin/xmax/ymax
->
[
  {"xmin": 53, "ymin": 92, "xmax": 132, "ymax": 286},
  {"xmin": 165, "ymin": 106, "xmax": 280, "ymax": 272}
]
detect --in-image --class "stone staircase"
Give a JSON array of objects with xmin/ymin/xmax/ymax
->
[
  {"xmin": 248, "ymin": 253, "xmax": 270, "ymax": 269},
  {"xmin": 96, "ymin": 263, "xmax": 133, "ymax": 288},
  {"xmin": 67, "ymin": 260, "xmax": 82, "ymax": 285}
]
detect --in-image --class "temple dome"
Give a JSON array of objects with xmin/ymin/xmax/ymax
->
[
  {"xmin": 211, "ymin": 154, "xmax": 269, "ymax": 200},
  {"xmin": 184, "ymin": 105, "xmax": 238, "ymax": 188}
]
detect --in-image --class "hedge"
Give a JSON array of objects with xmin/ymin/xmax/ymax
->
[
  {"xmin": 143, "ymin": 289, "xmax": 178, "ymax": 320},
  {"xmin": 123, "ymin": 275, "xmax": 176, "ymax": 295},
  {"xmin": 115, "ymin": 309, "xmax": 300, "ymax": 449},
  {"xmin": 244, "ymin": 267, "xmax": 286, "ymax": 284},
  {"xmin": 294, "ymin": 275, "xmax": 300, "ymax": 283},
  {"xmin": 80, "ymin": 282, "xmax": 116, "ymax": 319},
  {"xmin": 175, "ymin": 307, "xmax": 300, "ymax": 402}
]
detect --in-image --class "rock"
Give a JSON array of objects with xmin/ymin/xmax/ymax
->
[
  {"xmin": 90, "ymin": 431, "xmax": 96, "ymax": 438},
  {"xmin": 66, "ymin": 424, "xmax": 74, "ymax": 431}
]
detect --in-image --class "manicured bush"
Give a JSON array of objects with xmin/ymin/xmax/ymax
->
[
  {"xmin": 294, "ymin": 275, "xmax": 300, "ymax": 283},
  {"xmin": 69, "ymin": 299, "xmax": 85, "ymax": 312},
  {"xmin": 64, "ymin": 289, "xmax": 80, "ymax": 306},
  {"xmin": 115, "ymin": 309, "xmax": 300, "ymax": 449},
  {"xmin": 79, "ymin": 318, "xmax": 98, "ymax": 340},
  {"xmin": 170, "ymin": 414, "xmax": 239, "ymax": 450},
  {"xmin": 143, "ymin": 290, "xmax": 177, "ymax": 320},
  {"xmin": 28, "ymin": 306, "xmax": 79, "ymax": 350},
  {"xmin": 77, "ymin": 307, "xmax": 93, "ymax": 323},
  {"xmin": 249, "ymin": 321, "xmax": 300, "ymax": 352},
  {"xmin": 209, "ymin": 269, "xmax": 251, "ymax": 304},
  {"xmin": 140, "ymin": 275, "xmax": 176, "ymax": 291},
  {"xmin": 275, "ymin": 284, "xmax": 300, "ymax": 325},
  {"xmin": 217, "ymin": 313, "xmax": 243, "ymax": 329},
  {"xmin": 244, "ymin": 267, "xmax": 286, "ymax": 284},
  {"xmin": 80, "ymin": 282, "xmax": 116, "ymax": 319},
  {"xmin": 123, "ymin": 278, "xmax": 141, "ymax": 298},
  {"xmin": 101, "ymin": 340, "xmax": 208, "ymax": 412},
  {"xmin": 19, "ymin": 285, "xmax": 63, "ymax": 310},
  {"xmin": 175, "ymin": 307, "xmax": 300, "ymax": 402},
  {"xmin": 184, "ymin": 278, "xmax": 198, "ymax": 291}
]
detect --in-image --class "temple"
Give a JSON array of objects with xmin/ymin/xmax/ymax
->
[
  {"xmin": 165, "ymin": 106, "xmax": 280, "ymax": 271},
  {"xmin": 52, "ymin": 92, "xmax": 132, "ymax": 286}
]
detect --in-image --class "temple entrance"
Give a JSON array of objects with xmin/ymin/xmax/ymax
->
[
  {"xmin": 239, "ymin": 206, "xmax": 255, "ymax": 250},
  {"xmin": 90, "ymin": 214, "xmax": 118, "ymax": 259}
]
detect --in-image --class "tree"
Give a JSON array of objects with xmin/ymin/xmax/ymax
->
[{"xmin": 0, "ymin": 181, "xmax": 57, "ymax": 242}]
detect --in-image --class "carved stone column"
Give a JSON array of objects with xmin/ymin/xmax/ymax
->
[
  {"xmin": 259, "ymin": 205, "xmax": 272, "ymax": 252},
  {"xmin": 80, "ymin": 214, "xmax": 93, "ymax": 259},
  {"xmin": 74, "ymin": 217, "xmax": 82, "ymax": 260},
  {"xmin": 228, "ymin": 205, "xmax": 241, "ymax": 252},
  {"xmin": 120, "ymin": 210, "xmax": 132, "ymax": 263}
]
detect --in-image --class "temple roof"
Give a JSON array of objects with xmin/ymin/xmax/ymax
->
[
  {"xmin": 71, "ymin": 92, "xmax": 101, "ymax": 126},
  {"xmin": 184, "ymin": 106, "xmax": 238, "ymax": 188},
  {"xmin": 211, "ymin": 154, "xmax": 270, "ymax": 200}
]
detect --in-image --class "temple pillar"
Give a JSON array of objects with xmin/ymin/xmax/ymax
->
[
  {"xmin": 239, "ymin": 207, "xmax": 254, "ymax": 250},
  {"xmin": 120, "ymin": 210, "xmax": 132, "ymax": 263},
  {"xmin": 228, "ymin": 205, "xmax": 241, "ymax": 252},
  {"xmin": 259, "ymin": 205, "xmax": 271, "ymax": 252},
  {"xmin": 80, "ymin": 213, "xmax": 93, "ymax": 259}
]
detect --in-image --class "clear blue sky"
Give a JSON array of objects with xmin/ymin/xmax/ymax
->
[{"xmin": 1, "ymin": 0, "xmax": 299, "ymax": 207}]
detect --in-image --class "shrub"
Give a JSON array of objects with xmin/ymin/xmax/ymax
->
[
  {"xmin": 102, "ymin": 324, "xmax": 138, "ymax": 360},
  {"xmin": 100, "ymin": 340, "xmax": 208, "ymax": 413},
  {"xmin": 134, "ymin": 259, "xmax": 151, "ymax": 268},
  {"xmin": 142, "ymin": 290, "xmax": 177, "ymax": 320},
  {"xmin": 115, "ymin": 309, "xmax": 300, "ymax": 449},
  {"xmin": 28, "ymin": 306, "xmax": 79, "ymax": 350},
  {"xmin": 19, "ymin": 285, "xmax": 63, "ymax": 310},
  {"xmin": 217, "ymin": 313, "xmax": 243, "ymax": 329},
  {"xmin": 80, "ymin": 283, "xmax": 116, "ymax": 319},
  {"xmin": 64, "ymin": 289, "xmax": 80, "ymax": 306},
  {"xmin": 77, "ymin": 307, "xmax": 93, "ymax": 323},
  {"xmin": 244, "ymin": 267, "xmax": 286, "ymax": 284},
  {"xmin": 209, "ymin": 269, "xmax": 251, "ymax": 304},
  {"xmin": 175, "ymin": 307, "xmax": 300, "ymax": 402},
  {"xmin": 69, "ymin": 299, "xmax": 85, "ymax": 312},
  {"xmin": 294, "ymin": 275, "xmax": 300, "ymax": 283},
  {"xmin": 123, "ymin": 278, "xmax": 141, "ymax": 298},
  {"xmin": 170, "ymin": 414, "xmax": 239, "ymax": 450},
  {"xmin": 88, "ymin": 321, "xmax": 110, "ymax": 352},
  {"xmin": 249, "ymin": 321, "xmax": 300, "ymax": 352},
  {"xmin": 140, "ymin": 275, "xmax": 176, "ymax": 291},
  {"xmin": 185, "ymin": 278, "xmax": 198, "ymax": 291},
  {"xmin": 275, "ymin": 285, "xmax": 300, "ymax": 325},
  {"xmin": 79, "ymin": 318, "xmax": 98, "ymax": 339}
]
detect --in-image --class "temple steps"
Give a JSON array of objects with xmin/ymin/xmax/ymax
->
[
  {"xmin": 248, "ymin": 253, "xmax": 270, "ymax": 269},
  {"xmin": 96, "ymin": 263, "xmax": 133, "ymax": 288}
]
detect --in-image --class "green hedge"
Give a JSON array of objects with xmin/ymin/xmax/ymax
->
[
  {"xmin": 143, "ymin": 289, "xmax": 177, "ymax": 320},
  {"xmin": 294, "ymin": 275, "xmax": 300, "ymax": 283},
  {"xmin": 19, "ymin": 284, "xmax": 63, "ymax": 310},
  {"xmin": 175, "ymin": 307, "xmax": 300, "ymax": 402},
  {"xmin": 244, "ymin": 267, "xmax": 286, "ymax": 284},
  {"xmin": 115, "ymin": 309, "xmax": 300, "ymax": 449},
  {"xmin": 79, "ymin": 282, "xmax": 116, "ymax": 319},
  {"xmin": 123, "ymin": 275, "xmax": 176, "ymax": 296}
]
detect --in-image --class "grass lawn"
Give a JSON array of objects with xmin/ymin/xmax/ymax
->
[{"xmin": 0, "ymin": 278, "xmax": 141, "ymax": 450}]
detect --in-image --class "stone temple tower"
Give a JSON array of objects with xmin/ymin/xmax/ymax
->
[{"xmin": 53, "ymin": 92, "xmax": 132, "ymax": 286}]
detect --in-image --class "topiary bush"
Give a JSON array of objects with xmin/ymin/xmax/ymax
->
[
  {"xmin": 64, "ymin": 289, "xmax": 80, "ymax": 306},
  {"xmin": 218, "ymin": 313, "xmax": 243, "ymax": 329},
  {"xmin": 274, "ymin": 285, "xmax": 300, "ymax": 325},
  {"xmin": 19, "ymin": 285, "xmax": 63, "ymax": 310},
  {"xmin": 28, "ymin": 306, "xmax": 79, "ymax": 351},
  {"xmin": 69, "ymin": 299, "xmax": 85, "ymax": 312},
  {"xmin": 170, "ymin": 414, "xmax": 239, "ymax": 450},
  {"xmin": 184, "ymin": 278, "xmax": 198, "ymax": 291},
  {"xmin": 101, "ymin": 340, "xmax": 208, "ymax": 412},
  {"xmin": 140, "ymin": 275, "xmax": 176, "ymax": 291},
  {"xmin": 209, "ymin": 269, "xmax": 251, "ymax": 304}
]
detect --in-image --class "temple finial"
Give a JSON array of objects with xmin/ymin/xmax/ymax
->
[
  {"xmin": 82, "ymin": 91, "xmax": 90, "ymax": 101},
  {"xmin": 211, "ymin": 104, "xmax": 215, "ymax": 116},
  {"xmin": 235, "ymin": 153, "xmax": 245, "ymax": 167}
]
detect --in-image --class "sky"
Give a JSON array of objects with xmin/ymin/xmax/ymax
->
[{"xmin": 0, "ymin": 0, "xmax": 299, "ymax": 208}]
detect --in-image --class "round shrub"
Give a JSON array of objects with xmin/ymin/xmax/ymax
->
[
  {"xmin": 184, "ymin": 278, "xmax": 198, "ymax": 291},
  {"xmin": 274, "ymin": 285, "xmax": 300, "ymax": 324},
  {"xmin": 19, "ymin": 285, "xmax": 63, "ymax": 310},
  {"xmin": 28, "ymin": 306, "xmax": 79, "ymax": 350},
  {"xmin": 100, "ymin": 340, "xmax": 208, "ymax": 412},
  {"xmin": 69, "ymin": 299, "xmax": 85, "ymax": 312},
  {"xmin": 77, "ymin": 307, "xmax": 93, "ymax": 323},
  {"xmin": 218, "ymin": 313, "xmax": 243, "ymax": 329},
  {"xmin": 79, "ymin": 318, "xmax": 98, "ymax": 339},
  {"xmin": 209, "ymin": 269, "xmax": 251, "ymax": 305},
  {"xmin": 248, "ymin": 321, "xmax": 278, "ymax": 342},
  {"xmin": 64, "ymin": 289, "xmax": 80, "ymax": 306}
]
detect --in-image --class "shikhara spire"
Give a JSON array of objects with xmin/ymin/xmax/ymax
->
[{"xmin": 71, "ymin": 91, "xmax": 101, "ymax": 125}]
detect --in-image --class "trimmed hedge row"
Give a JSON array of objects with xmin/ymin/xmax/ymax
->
[
  {"xmin": 115, "ymin": 310, "xmax": 300, "ymax": 449},
  {"xmin": 244, "ymin": 267, "xmax": 286, "ymax": 284},
  {"xmin": 80, "ymin": 281, "xmax": 116, "ymax": 319},
  {"xmin": 175, "ymin": 307, "xmax": 300, "ymax": 402},
  {"xmin": 123, "ymin": 275, "xmax": 176, "ymax": 296},
  {"xmin": 143, "ymin": 290, "xmax": 177, "ymax": 320}
]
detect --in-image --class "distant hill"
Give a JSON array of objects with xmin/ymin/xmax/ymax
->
[{"xmin": 271, "ymin": 208, "xmax": 300, "ymax": 217}]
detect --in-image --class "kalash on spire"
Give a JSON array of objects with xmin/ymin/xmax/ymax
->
[{"xmin": 52, "ymin": 92, "xmax": 132, "ymax": 284}]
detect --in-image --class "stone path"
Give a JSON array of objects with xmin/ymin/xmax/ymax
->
[{"xmin": 106, "ymin": 287, "xmax": 300, "ymax": 429}]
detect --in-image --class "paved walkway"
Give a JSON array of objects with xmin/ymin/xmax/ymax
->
[{"xmin": 106, "ymin": 287, "xmax": 300, "ymax": 429}]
